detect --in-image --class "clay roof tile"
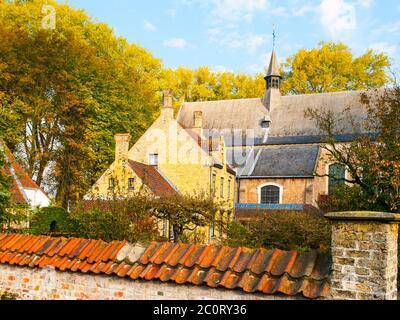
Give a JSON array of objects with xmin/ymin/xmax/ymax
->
[{"xmin": 0, "ymin": 234, "xmax": 331, "ymax": 299}]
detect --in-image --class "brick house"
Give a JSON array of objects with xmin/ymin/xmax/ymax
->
[
  {"xmin": 177, "ymin": 49, "xmax": 372, "ymax": 210},
  {"xmin": 85, "ymin": 91, "xmax": 236, "ymax": 242}
]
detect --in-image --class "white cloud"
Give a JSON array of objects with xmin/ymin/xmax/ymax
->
[
  {"xmin": 211, "ymin": 65, "xmax": 233, "ymax": 73},
  {"xmin": 357, "ymin": 0, "xmax": 373, "ymax": 8},
  {"xmin": 208, "ymin": 0, "xmax": 269, "ymax": 22},
  {"xmin": 320, "ymin": 0, "xmax": 357, "ymax": 38},
  {"xmin": 208, "ymin": 28, "xmax": 270, "ymax": 53},
  {"xmin": 369, "ymin": 42, "xmax": 397, "ymax": 57},
  {"xmin": 143, "ymin": 20, "xmax": 157, "ymax": 32},
  {"xmin": 163, "ymin": 38, "xmax": 188, "ymax": 49},
  {"xmin": 292, "ymin": 4, "xmax": 319, "ymax": 17}
]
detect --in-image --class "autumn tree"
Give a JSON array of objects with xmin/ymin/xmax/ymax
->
[
  {"xmin": 282, "ymin": 42, "xmax": 391, "ymax": 95},
  {"xmin": 307, "ymin": 86, "xmax": 400, "ymax": 213},
  {"xmin": 161, "ymin": 66, "xmax": 265, "ymax": 107},
  {"xmin": 0, "ymin": 0, "xmax": 163, "ymax": 207}
]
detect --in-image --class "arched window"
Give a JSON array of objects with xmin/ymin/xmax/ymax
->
[
  {"xmin": 328, "ymin": 163, "xmax": 346, "ymax": 195},
  {"xmin": 260, "ymin": 185, "xmax": 281, "ymax": 204}
]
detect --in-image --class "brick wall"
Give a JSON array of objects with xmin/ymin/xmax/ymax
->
[
  {"xmin": 238, "ymin": 178, "xmax": 313, "ymax": 205},
  {"xmin": 0, "ymin": 264, "xmax": 303, "ymax": 301}
]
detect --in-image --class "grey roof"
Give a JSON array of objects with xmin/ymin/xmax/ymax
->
[
  {"xmin": 177, "ymin": 90, "xmax": 373, "ymax": 145},
  {"xmin": 267, "ymin": 50, "xmax": 280, "ymax": 77},
  {"xmin": 270, "ymin": 90, "xmax": 369, "ymax": 137},
  {"xmin": 240, "ymin": 146, "xmax": 320, "ymax": 178},
  {"xmin": 177, "ymin": 98, "xmax": 268, "ymax": 140}
]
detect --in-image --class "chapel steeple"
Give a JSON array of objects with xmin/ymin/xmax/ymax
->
[{"xmin": 263, "ymin": 49, "xmax": 282, "ymax": 111}]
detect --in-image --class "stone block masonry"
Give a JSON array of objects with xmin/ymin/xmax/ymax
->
[{"xmin": 326, "ymin": 211, "xmax": 400, "ymax": 300}]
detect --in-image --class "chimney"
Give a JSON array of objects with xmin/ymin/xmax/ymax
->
[
  {"xmin": 114, "ymin": 133, "xmax": 131, "ymax": 163},
  {"xmin": 161, "ymin": 89, "xmax": 174, "ymax": 121},
  {"xmin": 193, "ymin": 111, "xmax": 203, "ymax": 138},
  {"xmin": 326, "ymin": 211, "xmax": 400, "ymax": 300}
]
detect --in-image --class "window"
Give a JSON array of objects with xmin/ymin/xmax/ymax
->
[
  {"xmin": 211, "ymin": 174, "xmax": 217, "ymax": 196},
  {"xmin": 329, "ymin": 163, "xmax": 346, "ymax": 195},
  {"xmin": 220, "ymin": 178, "xmax": 225, "ymax": 198},
  {"xmin": 227, "ymin": 179, "xmax": 232, "ymax": 199},
  {"xmin": 128, "ymin": 178, "xmax": 135, "ymax": 190},
  {"xmin": 149, "ymin": 154, "xmax": 159, "ymax": 166},
  {"xmin": 108, "ymin": 178, "xmax": 115, "ymax": 190},
  {"xmin": 260, "ymin": 185, "xmax": 281, "ymax": 204}
]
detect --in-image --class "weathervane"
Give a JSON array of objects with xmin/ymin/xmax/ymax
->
[{"xmin": 272, "ymin": 24, "xmax": 277, "ymax": 49}]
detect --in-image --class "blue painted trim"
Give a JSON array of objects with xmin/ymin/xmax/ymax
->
[{"xmin": 235, "ymin": 203, "xmax": 305, "ymax": 211}]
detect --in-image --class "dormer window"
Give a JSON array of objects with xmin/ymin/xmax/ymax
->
[{"xmin": 261, "ymin": 117, "xmax": 271, "ymax": 129}]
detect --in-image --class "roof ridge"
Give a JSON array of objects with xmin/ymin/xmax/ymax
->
[{"xmin": 182, "ymin": 97, "xmax": 263, "ymax": 105}]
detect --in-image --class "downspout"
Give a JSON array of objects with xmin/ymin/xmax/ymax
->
[{"xmin": 236, "ymin": 176, "xmax": 241, "ymax": 204}]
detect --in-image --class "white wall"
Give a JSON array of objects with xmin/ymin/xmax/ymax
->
[{"xmin": 23, "ymin": 188, "xmax": 51, "ymax": 208}]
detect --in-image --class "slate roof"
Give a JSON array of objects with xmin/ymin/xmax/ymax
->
[
  {"xmin": 240, "ymin": 146, "xmax": 320, "ymax": 178},
  {"xmin": 128, "ymin": 160, "xmax": 178, "ymax": 197},
  {"xmin": 267, "ymin": 50, "xmax": 280, "ymax": 77},
  {"xmin": 177, "ymin": 90, "xmax": 373, "ymax": 145},
  {"xmin": 0, "ymin": 234, "xmax": 332, "ymax": 299}
]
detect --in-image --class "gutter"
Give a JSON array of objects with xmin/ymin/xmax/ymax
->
[{"xmin": 240, "ymin": 175, "xmax": 315, "ymax": 179}]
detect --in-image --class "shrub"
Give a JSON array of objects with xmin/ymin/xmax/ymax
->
[
  {"xmin": 1, "ymin": 291, "xmax": 17, "ymax": 300},
  {"xmin": 225, "ymin": 209, "xmax": 332, "ymax": 253},
  {"xmin": 69, "ymin": 199, "xmax": 159, "ymax": 243},
  {"xmin": 224, "ymin": 222, "xmax": 259, "ymax": 248},
  {"xmin": 29, "ymin": 207, "xmax": 75, "ymax": 236}
]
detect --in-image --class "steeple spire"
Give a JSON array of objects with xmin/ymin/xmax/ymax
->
[
  {"xmin": 263, "ymin": 47, "xmax": 282, "ymax": 111},
  {"xmin": 266, "ymin": 49, "xmax": 281, "ymax": 78}
]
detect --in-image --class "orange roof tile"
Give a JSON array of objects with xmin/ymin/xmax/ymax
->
[
  {"xmin": 1, "ymin": 142, "xmax": 47, "ymax": 205},
  {"xmin": 128, "ymin": 160, "xmax": 178, "ymax": 197},
  {"xmin": 0, "ymin": 233, "xmax": 331, "ymax": 299}
]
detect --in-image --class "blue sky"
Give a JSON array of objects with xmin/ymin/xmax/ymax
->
[{"xmin": 66, "ymin": 0, "xmax": 400, "ymax": 74}]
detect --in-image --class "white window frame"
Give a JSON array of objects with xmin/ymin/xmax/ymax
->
[
  {"xmin": 257, "ymin": 183, "xmax": 283, "ymax": 205},
  {"xmin": 149, "ymin": 153, "xmax": 159, "ymax": 166}
]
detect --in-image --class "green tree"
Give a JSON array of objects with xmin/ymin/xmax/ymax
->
[
  {"xmin": 225, "ymin": 209, "xmax": 331, "ymax": 252},
  {"xmin": 0, "ymin": 147, "xmax": 11, "ymax": 226},
  {"xmin": 150, "ymin": 194, "xmax": 224, "ymax": 243},
  {"xmin": 307, "ymin": 86, "xmax": 400, "ymax": 213},
  {"xmin": 282, "ymin": 42, "xmax": 391, "ymax": 95}
]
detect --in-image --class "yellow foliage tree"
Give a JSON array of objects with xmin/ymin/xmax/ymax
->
[{"xmin": 281, "ymin": 42, "xmax": 391, "ymax": 95}]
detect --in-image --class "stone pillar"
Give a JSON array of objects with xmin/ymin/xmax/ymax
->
[{"xmin": 326, "ymin": 211, "xmax": 400, "ymax": 300}]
